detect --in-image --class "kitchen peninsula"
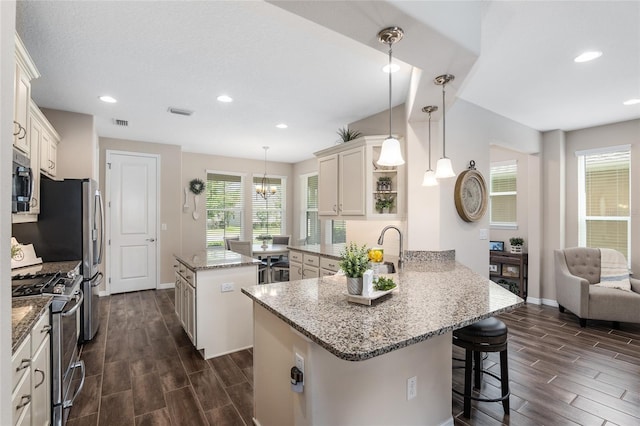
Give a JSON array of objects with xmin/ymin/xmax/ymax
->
[
  {"xmin": 242, "ymin": 257, "xmax": 523, "ymax": 426},
  {"xmin": 173, "ymin": 250, "xmax": 261, "ymax": 359}
]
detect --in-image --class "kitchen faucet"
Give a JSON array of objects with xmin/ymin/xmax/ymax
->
[{"xmin": 377, "ymin": 226, "xmax": 403, "ymax": 270}]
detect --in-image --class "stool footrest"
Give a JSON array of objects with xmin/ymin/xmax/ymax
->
[{"xmin": 452, "ymin": 388, "xmax": 510, "ymax": 403}]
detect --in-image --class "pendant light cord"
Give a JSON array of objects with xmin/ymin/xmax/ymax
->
[
  {"xmin": 388, "ymin": 44, "xmax": 393, "ymax": 139},
  {"xmin": 428, "ymin": 112, "xmax": 432, "ymax": 169},
  {"xmin": 442, "ymin": 83, "xmax": 446, "ymax": 158}
]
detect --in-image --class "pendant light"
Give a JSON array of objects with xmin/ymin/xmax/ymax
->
[
  {"xmin": 376, "ymin": 26, "xmax": 405, "ymax": 167},
  {"xmin": 421, "ymin": 105, "xmax": 439, "ymax": 186},
  {"xmin": 255, "ymin": 146, "xmax": 276, "ymax": 199},
  {"xmin": 434, "ymin": 74, "xmax": 456, "ymax": 179}
]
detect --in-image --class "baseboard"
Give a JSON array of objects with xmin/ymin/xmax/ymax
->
[
  {"xmin": 157, "ymin": 282, "xmax": 175, "ymax": 290},
  {"xmin": 98, "ymin": 290, "xmax": 109, "ymax": 297},
  {"xmin": 526, "ymin": 296, "xmax": 558, "ymax": 307},
  {"xmin": 440, "ymin": 416, "xmax": 454, "ymax": 426}
]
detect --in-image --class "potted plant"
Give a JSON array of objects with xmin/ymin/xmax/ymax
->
[
  {"xmin": 377, "ymin": 176, "xmax": 392, "ymax": 191},
  {"xmin": 375, "ymin": 196, "xmax": 395, "ymax": 214},
  {"xmin": 339, "ymin": 242, "xmax": 370, "ymax": 295},
  {"xmin": 336, "ymin": 127, "xmax": 362, "ymax": 143},
  {"xmin": 509, "ymin": 237, "xmax": 524, "ymax": 254}
]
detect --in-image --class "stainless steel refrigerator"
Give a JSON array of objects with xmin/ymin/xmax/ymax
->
[{"xmin": 13, "ymin": 178, "xmax": 105, "ymax": 342}]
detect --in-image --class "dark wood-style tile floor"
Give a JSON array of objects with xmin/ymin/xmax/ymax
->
[
  {"xmin": 67, "ymin": 289, "xmax": 252, "ymax": 426},
  {"xmin": 67, "ymin": 290, "xmax": 640, "ymax": 425}
]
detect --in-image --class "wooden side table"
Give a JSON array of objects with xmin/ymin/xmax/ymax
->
[{"xmin": 489, "ymin": 252, "xmax": 528, "ymax": 299}]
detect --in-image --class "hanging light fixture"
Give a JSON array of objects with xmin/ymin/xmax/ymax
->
[
  {"xmin": 256, "ymin": 146, "xmax": 276, "ymax": 199},
  {"xmin": 421, "ymin": 105, "xmax": 439, "ymax": 186},
  {"xmin": 434, "ymin": 74, "xmax": 456, "ymax": 179},
  {"xmin": 377, "ymin": 26, "xmax": 405, "ymax": 167}
]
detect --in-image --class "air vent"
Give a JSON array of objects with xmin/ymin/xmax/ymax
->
[
  {"xmin": 168, "ymin": 107, "xmax": 194, "ymax": 116},
  {"xmin": 113, "ymin": 119, "xmax": 128, "ymax": 127}
]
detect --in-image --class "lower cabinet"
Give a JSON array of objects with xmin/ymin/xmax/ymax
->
[
  {"xmin": 12, "ymin": 308, "xmax": 51, "ymax": 426},
  {"xmin": 174, "ymin": 258, "xmax": 256, "ymax": 359},
  {"xmin": 290, "ymin": 249, "xmax": 340, "ymax": 280}
]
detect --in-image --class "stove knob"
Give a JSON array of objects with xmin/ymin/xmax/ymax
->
[{"xmin": 66, "ymin": 270, "xmax": 77, "ymax": 279}]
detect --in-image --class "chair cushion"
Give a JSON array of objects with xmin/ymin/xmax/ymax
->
[
  {"xmin": 589, "ymin": 285, "xmax": 640, "ymax": 322},
  {"xmin": 454, "ymin": 317, "xmax": 507, "ymax": 340},
  {"xmin": 563, "ymin": 247, "xmax": 601, "ymax": 284}
]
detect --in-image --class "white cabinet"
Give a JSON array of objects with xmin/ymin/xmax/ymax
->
[
  {"xmin": 174, "ymin": 262, "xmax": 196, "ymax": 346},
  {"xmin": 13, "ymin": 33, "xmax": 40, "ymax": 156},
  {"xmin": 289, "ymin": 250, "xmax": 320, "ymax": 280},
  {"xmin": 314, "ymin": 135, "xmax": 405, "ymax": 220},
  {"xmin": 12, "ymin": 309, "xmax": 51, "ymax": 426},
  {"xmin": 317, "ymin": 147, "xmax": 365, "ymax": 217},
  {"xmin": 31, "ymin": 104, "xmax": 61, "ymax": 179},
  {"xmin": 320, "ymin": 256, "xmax": 340, "ymax": 277}
]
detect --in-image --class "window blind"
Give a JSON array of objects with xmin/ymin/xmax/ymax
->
[
  {"xmin": 490, "ymin": 161, "xmax": 517, "ymax": 226},
  {"xmin": 305, "ymin": 175, "xmax": 320, "ymax": 244},
  {"xmin": 252, "ymin": 176, "xmax": 284, "ymax": 242},
  {"xmin": 580, "ymin": 149, "xmax": 630, "ymax": 258},
  {"xmin": 206, "ymin": 173, "xmax": 243, "ymax": 247}
]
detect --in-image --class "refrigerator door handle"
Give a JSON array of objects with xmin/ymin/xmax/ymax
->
[
  {"xmin": 91, "ymin": 272, "xmax": 104, "ymax": 288},
  {"xmin": 96, "ymin": 192, "xmax": 105, "ymax": 265}
]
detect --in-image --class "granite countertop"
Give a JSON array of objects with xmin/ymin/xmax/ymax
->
[
  {"xmin": 287, "ymin": 243, "xmax": 346, "ymax": 259},
  {"xmin": 175, "ymin": 249, "xmax": 262, "ymax": 271},
  {"xmin": 12, "ymin": 296, "xmax": 53, "ymax": 353},
  {"xmin": 11, "ymin": 260, "xmax": 81, "ymax": 277},
  {"xmin": 242, "ymin": 262, "xmax": 523, "ymax": 361}
]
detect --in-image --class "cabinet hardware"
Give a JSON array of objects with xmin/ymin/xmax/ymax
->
[
  {"xmin": 34, "ymin": 369, "xmax": 46, "ymax": 388},
  {"xmin": 16, "ymin": 359, "xmax": 30, "ymax": 371},
  {"xmin": 41, "ymin": 324, "xmax": 52, "ymax": 334},
  {"xmin": 16, "ymin": 395, "xmax": 31, "ymax": 410}
]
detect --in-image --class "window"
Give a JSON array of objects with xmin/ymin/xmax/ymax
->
[
  {"xmin": 490, "ymin": 161, "xmax": 517, "ymax": 228},
  {"xmin": 331, "ymin": 220, "xmax": 346, "ymax": 244},
  {"xmin": 252, "ymin": 176, "xmax": 285, "ymax": 243},
  {"xmin": 303, "ymin": 174, "xmax": 320, "ymax": 244},
  {"xmin": 206, "ymin": 173, "xmax": 243, "ymax": 248},
  {"xmin": 577, "ymin": 146, "xmax": 631, "ymax": 259}
]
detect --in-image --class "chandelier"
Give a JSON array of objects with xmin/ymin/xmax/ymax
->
[{"xmin": 256, "ymin": 146, "xmax": 276, "ymax": 199}]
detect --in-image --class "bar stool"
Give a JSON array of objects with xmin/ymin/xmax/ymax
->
[{"xmin": 452, "ymin": 317, "xmax": 510, "ymax": 418}]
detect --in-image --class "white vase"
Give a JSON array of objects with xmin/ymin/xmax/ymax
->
[{"xmin": 511, "ymin": 246, "xmax": 522, "ymax": 254}]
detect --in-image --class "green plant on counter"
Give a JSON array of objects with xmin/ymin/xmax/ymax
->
[
  {"xmin": 374, "ymin": 276, "xmax": 396, "ymax": 291},
  {"xmin": 338, "ymin": 242, "xmax": 369, "ymax": 278},
  {"xmin": 509, "ymin": 237, "xmax": 524, "ymax": 246},
  {"xmin": 375, "ymin": 196, "xmax": 395, "ymax": 212},
  {"xmin": 336, "ymin": 127, "xmax": 362, "ymax": 143}
]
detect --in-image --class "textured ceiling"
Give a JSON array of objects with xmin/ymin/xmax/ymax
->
[{"xmin": 15, "ymin": 1, "xmax": 640, "ymax": 163}]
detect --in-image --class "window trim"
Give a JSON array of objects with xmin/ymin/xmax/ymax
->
[
  {"xmin": 489, "ymin": 159, "xmax": 518, "ymax": 229},
  {"xmin": 300, "ymin": 172, "xmax": 319, "ymax": 245},
  {"xmin": 205, "ymin": 170, "xmax": 246, "ymax": 248}
]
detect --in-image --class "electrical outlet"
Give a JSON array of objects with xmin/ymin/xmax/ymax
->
[
  {"xmin": 220, "ymin": 282, "xmax": 234, "ymax": 292},
  {"xmin": 295, "ymin": 353, "xmax": 304, "ymax": 375},
  {"xmin": 407, "ymin": 376, "xmax": 417, "ymax": 400},
  {"xmin": 479, "ymin": 228, "xmax": 488, "ymax": 240}
]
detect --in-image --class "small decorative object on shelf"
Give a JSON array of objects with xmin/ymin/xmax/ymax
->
[
  {"xmin": 375, "ymin": 196, "xmax": 394, "ymax": 214},
  {"xmin": 509, "ymin": 237, "xmax": 524, "ymax": 254},
  {"xmin": 336, "ymin": 127, "xmax": 362, "ymax": 143},
  {"xmin": 256, "ymin": 234, "xmax": 272, "ymax": 249},
  {"xmin": 376, "ymin": 176, "xmax": 392, "ymax": 191},
  {"xmin": 189, "ymin": 178, "xmax": 205, "ymax": 195},
  {"xmin": 339, "ymin": 242, "xmax": 370, "ymax": 295}
]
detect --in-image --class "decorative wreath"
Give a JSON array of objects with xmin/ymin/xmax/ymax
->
[{"xmin": 189, "ymin": 178, "xmax": 205, "ymax": 195}]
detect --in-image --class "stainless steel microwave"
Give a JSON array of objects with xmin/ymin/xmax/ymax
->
[{"xmin": 12, "ymin": 148, "xmax": 33, "ymax": 213}]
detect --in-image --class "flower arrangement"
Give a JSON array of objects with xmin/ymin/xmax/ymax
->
[
  {"xmin": 336, "ymin": 127, "xmax": 362, "ymax": 143},
  {"xmin": 509, "ymin": 237, "xmax": 524, "ymax": 246},
  {"xmin": 189, "ymin": 178, "xmax": 205, "ymax": 195},
  {"xmin": 338, "ymin": 242, "xmax": 370, "ymax": 278},
  {"xmin": 375, "ymin": 196, "xmax": 395, "ymax": 213},
  {"xmin": 256, "ymin": 235, "xmax": 272, "ymax": 241}
]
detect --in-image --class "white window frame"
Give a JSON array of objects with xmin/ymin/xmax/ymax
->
[
  {"xmin": 205, "ymin": 170, "xmax": 245, "ymax": 248},
  {"xmin": 489, "ymin": 160, "xmax": 518, "ymax": 230},
  {"xmin": 300, "ymin": 172, "xmax": 320, "ymax": 245},
  {"xmin": 576, "ymin": 145, "xmax": 631, "ymax": 263}
]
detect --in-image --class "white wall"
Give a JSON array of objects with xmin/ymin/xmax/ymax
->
[{"xmin": 1, "ymin": 1, "xmax": 17, "ymax": 418}]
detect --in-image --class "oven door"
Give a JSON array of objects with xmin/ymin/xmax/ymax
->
[{"xmin": 12, "ymin": 163, "xmax": 33, "ymax": 213}]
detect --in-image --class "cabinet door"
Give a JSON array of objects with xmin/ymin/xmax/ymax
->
[
  {"xmin": 185, "ymin": 283, "xmax": 196, "ymax": 345},
  {"xmin": 12, "ymin": 369, "xmax": 31, "ymax": 426},
  {"xmin": 49, "ymin": 139, "xmax": 57, "ymax": 177},
  {"xmin": 31, "ymin": 336, "xmax": 50, "ymax": 426},
  {"xmin": 13, "ymin": 64, "xmax": 30, "ymax": 155},
  {"xmin": 174, "ymin": 275, "xmax": 182, "ymax": 318},
  {"xmin": 290, "ymin": 261, "xmax": 303, "ymax": 281},
  {"xmin": 318, "ymin": 154, "xmax": 339, "ymax": 216},
  {"xmin": 339, "ymin": 148, "xmax": 365, "ymax": 215},
  {"xmin": 302, "ymin": 265, "xmax": 320, "ymax": 279}
]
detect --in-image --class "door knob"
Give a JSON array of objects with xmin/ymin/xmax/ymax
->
[{"xmin": 146, "ymin": 238, "xmax": 156, "ymax": 242}]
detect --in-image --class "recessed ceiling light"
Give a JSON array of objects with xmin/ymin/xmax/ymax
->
[
  {"xmin": 574, "ymin": 51, "xmax": 602, "ymax": 63},
  {"xmin": 623, "ymin": 98, "xmax": 640, "ymax": 106},
  {"xmin": 99, "ymin": 95, "xmax": 117, "ymax": 103},
  {"xmin": 382, "ymin": 63, "xmax": 400, "ymax": 73},
  {"xmin": 276, "ymin": 123, "xmax": 288, "ymax": 129},
  {"xmin": 217, "ymin": 95, "xmax": 233, "ymax": 103}
]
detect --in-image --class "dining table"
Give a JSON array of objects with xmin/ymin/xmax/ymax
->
[{"xmin": 252, "ymin": 244, "xmax": 289, "ymax": 283}]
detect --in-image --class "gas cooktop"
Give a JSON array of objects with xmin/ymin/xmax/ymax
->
[{"xmin": 12, "ymin": 272, "xmax": 79, "ymax": 298}]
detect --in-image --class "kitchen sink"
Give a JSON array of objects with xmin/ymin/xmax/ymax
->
[{"xmin": 377, "ymin": 261, "xmax": 396, "ymax": 274}]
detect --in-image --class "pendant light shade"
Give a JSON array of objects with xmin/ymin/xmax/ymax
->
[
  {"xmin": 377, "ymin": 27, "xmax": 405, "ymax": 167},
  {"xmin": 434, "ymin": 74, "xmax": 456, "ymax": 179},
  {"xmin": 421, "ymin": 105, "xmax": 438, "ymax": 186}
]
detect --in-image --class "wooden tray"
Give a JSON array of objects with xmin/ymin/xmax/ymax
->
[{"xmin": 346, "ymin": 287, "xmax": 397, "ymax": 306}]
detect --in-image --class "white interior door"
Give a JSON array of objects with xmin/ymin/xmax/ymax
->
[{"xmin": 107, "ymin": 151, "xmax": 158, "ymax": 294}]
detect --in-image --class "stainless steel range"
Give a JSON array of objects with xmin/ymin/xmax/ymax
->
[{"xmin": 12, "ymin": 271, "xmax": 85, "ymax": 426}]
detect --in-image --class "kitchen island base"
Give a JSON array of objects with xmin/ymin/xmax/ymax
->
[{"xmin": 253, "ymin": 304, "xmax": 454, "ymax": 426}]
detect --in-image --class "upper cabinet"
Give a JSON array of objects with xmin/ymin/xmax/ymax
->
[
  {"xmin": 33, "ymin": 105, "xmax": 60, "ymax": 178},
  {"xmin": 314, "ymin": 135, "xmax": 406, "ymax": 220},
  {"xmin": 13, "ymin": 34, "xmax": 40, "ymax": 156}
]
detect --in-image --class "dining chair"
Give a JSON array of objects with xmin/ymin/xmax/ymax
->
[
  {"xmin": 270, "ymin": 235, "xmax": 290, "ymax": 281},
  {"xmin": 224, "ymin": 236, "xmax": 240, "ymax": 250},
  {"xmin": 228, "ymin": 240, "xmax": 267, "ymax": 283}
]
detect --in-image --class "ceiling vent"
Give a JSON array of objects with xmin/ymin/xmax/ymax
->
[
  {"xmin": 113, "ymin": 118, "xmax": 128, "ymax": 127},
  {"xmin": 168, "ymin": 107, "xmax": 194, "ymax": 116}
]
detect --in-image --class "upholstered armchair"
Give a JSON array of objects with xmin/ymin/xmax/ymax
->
[{"xmin": 554, "ymin": 247, "xmax": 640, "ymax": 327}]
